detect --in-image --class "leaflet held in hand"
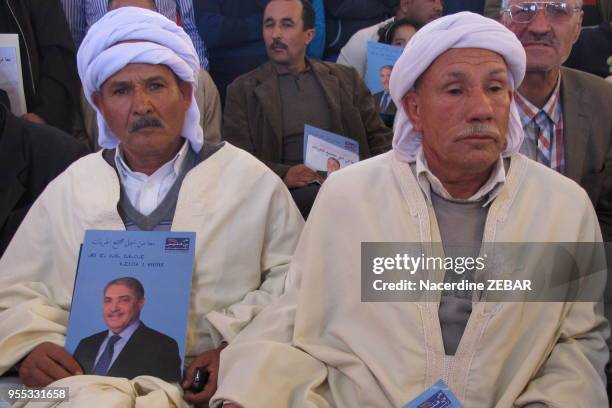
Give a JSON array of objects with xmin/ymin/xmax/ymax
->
[
  {"xmin": 65, "ymin": 230, "xmax": 195, "ymax": 383},
  {"xmin": 303, "ymin": 124, "xmax": 359, "ymax": 175},
  {"xmin": 403, "ymin": 380, "xmax": 463, "ymax": 408},
  {"xmin": 0, "ymin": 34, "xmax": 27, "ymax": 116}
]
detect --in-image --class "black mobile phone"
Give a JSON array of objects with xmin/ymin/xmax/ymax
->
[{"xmin": 189, "ymin": 367, "xmax": 210, "ymax": 393}]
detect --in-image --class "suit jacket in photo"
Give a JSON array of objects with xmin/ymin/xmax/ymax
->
[
  {"xmin": 373, "ymin": 90, "xmax": 397, "ymax": 115},
  {"xmin": 560, "ymin": 67, "xmax": 612, "ymax": 242},
  {"xmin": 223, "ymin": 58, "xmax": 393, "ymax": 178},
  {"xmin": 73, "ymin": 322, "xmax": 181, "ymax": 383}
]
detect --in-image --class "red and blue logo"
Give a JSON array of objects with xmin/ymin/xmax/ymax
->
[{"xmin": 165, "ymin": 237, "xmax": 190, "ymax": 251}]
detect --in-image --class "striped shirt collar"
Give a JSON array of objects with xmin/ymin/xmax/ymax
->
[{"xmin": 515, "ymin": 73, "xmax": 562, "ymax": 126}]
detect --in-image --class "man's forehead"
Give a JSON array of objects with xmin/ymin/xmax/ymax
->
[
  {"xmin": 102, "ymin": 63, "xmax": 175, "ymax": 86},
  {"xmin": 265, "ymin": 0, "xmax": 303, "ymax": 18},
  {"xmin": 105, "ymin": 283, "xmax": 134, "ymax": 295},
  {"xmin": 412, "ymin": 48, "xmax": 509, "ymax": 90},
  {"xmin": 431, "ymin": 48, "xmax": 508, "ymax": 70}
]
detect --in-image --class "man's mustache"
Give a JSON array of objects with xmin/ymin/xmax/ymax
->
[
  {"xmin": 520, "ymin": 33, "xmax": 559, "ymax": 48},
  {"xmin": 270, "ymin": 39, "xmax": 288, "ymax": 50},
  {"xmin": 128, "ymin": 117, "xmax": 163, "ymax": 133},
  {"xmin": 457, "ymin": 124, "xmax": 501, "ymax": 138}
]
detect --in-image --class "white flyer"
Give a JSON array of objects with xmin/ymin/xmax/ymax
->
[{"xmin": 0, "ymin": 34, "xmax": 27, "ymax": 116}]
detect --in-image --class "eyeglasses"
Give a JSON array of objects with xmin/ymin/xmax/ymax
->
[{"xmin": 505, "ymin": 2, "xmax": 581, "ymax": 23}]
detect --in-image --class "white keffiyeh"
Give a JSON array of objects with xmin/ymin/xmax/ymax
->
[
  {"xmin": 77, "ymin": 7, "xmax": 203, "ymax": 152},
  {"xmin": 389, "ymin": 12, "xmax": 527, "ymax": 162}
]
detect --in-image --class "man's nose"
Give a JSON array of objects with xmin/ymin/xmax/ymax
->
[
  {"xmin": 527, "ymin": 7, "xmax": 552, "ymax": 34},
  {"xmin": 271, "ymin": 24, "xmax": 282, "ymax": 39},
  {"xmin": 132, "ymin": 89, "xmax": 153, "ymax": 115},
  {"xmin": 466, "ymin": 89, "xmax": 494, "ymax": 122}
]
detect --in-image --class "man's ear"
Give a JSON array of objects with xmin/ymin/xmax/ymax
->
[
  {"xmin": 402, "ymin": 91, "xmax": 423, "ymax": 132},
  {"xmin": 305, "ymin": 28, "xmax": 316, "ymax": 46},
  {"xmin": 178, "ymin": 81, "xmax": 193, "ymax": 109}
]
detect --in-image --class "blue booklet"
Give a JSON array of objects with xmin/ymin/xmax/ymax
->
[
  {"xmin": 303, "ymin": 124, "xmax": 359, "ymax": 175},
  {"xmin": 365, "ymin": 41, "xmax": 403, "ymax": 95},
  {"xmin": 403, "ymin": 380, "xmax": 464, "ymax": 408},
  {"xmin": 65, "ymin": 230, "xmax": 195, "ymax": 383}
]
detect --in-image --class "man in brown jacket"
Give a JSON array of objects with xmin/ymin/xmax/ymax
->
[{"xmin": 223, "ymin": 0, "xmax": 392, "ymax": 217}]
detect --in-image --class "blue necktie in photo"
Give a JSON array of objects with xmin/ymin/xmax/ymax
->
[
  {"xmin": 92, "ymin": 334, "xmax": 121, "ymax": 375},
  {"xmin": 380, "ymin": 92, "xmax": 391, "ymax": 112}
]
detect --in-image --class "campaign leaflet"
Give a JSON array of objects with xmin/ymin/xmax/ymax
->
[
  {"xmin": 65, "ymin": 230, "xmax": 195, "ymax": 383},
  {"xmin": 0, "ymin": 34, "xmax": 27, "ymax": 116},
  {"xmin": 303, "ymin": 124, "xmax": 359, "ymax": 176},
  {"xmin": 365, "ymin": 40, "xmax": 403, "ymax": 95},
  {"xmin": 366, "ymin": 41, "xmax": 403, "ymax": 127},
  {"xmin": 403, "ymin": 380, "xmax": 463, "ymax": 408}
]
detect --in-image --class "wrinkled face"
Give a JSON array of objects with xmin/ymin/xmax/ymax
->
[
  {"xmin": 401, "ymin": 0, "xmax": 443, "ymax": 25},
  {"xmin": 93, "ymin": 63, "xmax": 191, "ymax": 163},
  {"xmin": 391, "ymin": 24, "xmax": 417, "ymax": 48},
  {"xmin": 403, "ymin": 48, "xmax": 511, "ymax": 176},
  {"xmin": 263, "ymin": 0, "xmax": 315, "ymax": 67},
  {"xmin": 380, "ymin": 67, "xmax": 392, "ymax": 91},
  {"xmin": 103, "ymin": 284, "xmax": 144, "ymax": 333},
  {"xmin": 503, "ymin": 0, "xmax": 583, "ymax": 72}
]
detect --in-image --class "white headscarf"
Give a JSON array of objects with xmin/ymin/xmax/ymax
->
[
  {"xmin": 77, "ymin": 7, "xmax": 203, "ymax": 152},
  {"xmin": 389, "ymin": 12, "xmax": 526, "ymax": 162}
]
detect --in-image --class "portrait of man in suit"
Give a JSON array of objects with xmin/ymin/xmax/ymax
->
[
  {"xmin": 373, "ymin": 65, "xmax": 397, "ymax": 116},
  {"xmin": 73, "ymin": 277, "xmax": 181, "ymax": 382}
]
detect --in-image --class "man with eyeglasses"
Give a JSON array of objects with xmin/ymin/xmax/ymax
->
[
  {"xmin": 503, "ymin": 0, "xmax": 612, "ymax": 398},
  {"xmin": 502, "ymin": 0, "xmax": 612, "ymax": 242}
]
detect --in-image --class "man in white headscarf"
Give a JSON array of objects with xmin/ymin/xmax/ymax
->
[
  {"xmin": 0, "ymin": 7, "xmax": 303, "ymax": 407},
  {"xmin": 211, "ymin": 12, "xmax": 609, "ymax": 408}
]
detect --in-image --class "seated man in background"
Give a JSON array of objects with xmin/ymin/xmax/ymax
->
[
  {"xmin": 223, "ymin": 0, "xmax": 392, "ymax": 218},
  {"xmin": 0, "ymin": 8, "xmax": 303, "ymax": 407},
  {"xmin": 1, "ymin": 0, "xmax": 82, "ymax": 137},
  {"xmin": 193, "ymin": 0, "xmax": 271, "ymax": 104},
  {"xmin": 0, "ymin": 89, "xmax": 86, "ymax": 257},
  {"xmin": 502, "ymin": 0, "xmax": 612, "ymax": 242},
  {"xmin": 564, "ymin": 0, "xmax": 612, "ymax": 79},
  {"xmin": 61, "ymin": 0, "xmax": 208, "ymax": 69},
  {"xmin": 337, "ymin": 0, "xmax": 442, "ymax": 76},
  {"xmin": 214, "ymin": 12, "xmax": 609, "ymax": 407},
  {"xmin": 323, "ymin": 0, "xmax": 397, "ymax": 58}
]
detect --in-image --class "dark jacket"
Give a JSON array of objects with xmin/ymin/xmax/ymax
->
[
  {"xmin": 0, "ymin": 102, "xmax": 86, "ymax": 257},
  {"xmin": 442, "ymin": 0, "xmax": 485, "ymax": 14},
  {"xmin": 223, "ymin": 59, "xmax": 393, "ymax": 178},
  {"xmin": 324, "ymin": 0, "xmax": 397, "ymax": 55},
  {"xmin": 564, "ymin": 22, "xmax": 612, "ymax": 79},
  {"xmin": 560, "ymin": 67, "xmax": 612, "ymax": 242},
  {"xmin": 73, "ymin": 322, "xmax": 182, "ymax": 383},
  {"xmin": 194, "ymin": 0, "xmax": 270, "ymax": 103},
  {"xmin": 1, "ymin": 0, "xmax": 81, "ymax": 134}
]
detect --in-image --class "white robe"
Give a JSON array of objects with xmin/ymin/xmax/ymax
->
[
  {"xmin": 212, "ymin": 151, "xmax": 609, "ymax": 408},
  {"xmin": 0, "ymin": 143, "xmax": 304, "ymax": 404}
]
